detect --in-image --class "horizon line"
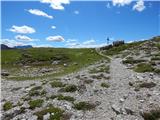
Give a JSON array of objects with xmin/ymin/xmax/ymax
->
[{"xmin": 1, "ymin": 0, "xmax": 159, "ymax": 1}]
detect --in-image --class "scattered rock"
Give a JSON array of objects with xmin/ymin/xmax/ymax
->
[
  {"xmin": 43, "ymin": 113, "xmax": 50, "ymax": 120},
  {"xmin": 64, "ymin": 63, "xmax": 68, "ymax": 67},
  {"xmin": 1, "ymin": 71, "xmax": 9, "ymax": 76},
  {"xmin": 124, "ymin": 107, "xmax": 134, "ymax": 115},
  {"xmin": 111, "ymin": 104, "xmax": 121, "ymax": 114},
  {"xmin": 119, "ymin": 98, "xmax": 125, "ymax": 103},
  {"xmin": 52, "ymin": 60, "xmax": 61, "ymax": 65}
]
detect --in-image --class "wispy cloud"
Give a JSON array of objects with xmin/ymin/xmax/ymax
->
[
  {"xmin": 41, "ymin": 0, "xmax": 70, "ymax": 10},
  {"xmin": 74, "ymin": 10, "xmax": 79, "ymax": 15},
  {"xmin": 15, "ymin": 35, "xmax": 37, "ymax": 41},
  {"xmin": 27, "ymin": 9, "xmax": 53, "ymax": 19},
  {"xmin": 65, "ymin": 39, "xmax": 106, "ymax": 48},
  {"xmin": 112, "ymin": 0, "xmax": 132, "ymax": 6},
  {"xmin": 51, "ymin": 26, "xmax": 56, "ymax": 29},
  {"xmin": 83, "ymin": 39, "xmax": 95, "ymax": 45},
  {"xmin": 8, "ymin": 25, "xmax": 36, "ymax": 34},
  {"xmin": 46, "ymin": 35, "xmax": 65, "ymax": 42},
  {"xmin": 1, "ymin": 39, "xmax": 26, "ymax": 47},
  {"xmin": 106, "ymin": 2, "xmax": 111, "ymax": 8},
  {"xmin": 133, "ymin": 0, "xmax": 146, "ymax": 12},
  {"xmin": 33, "ymin": 44, "xmax": 53, "ymax": 48}
]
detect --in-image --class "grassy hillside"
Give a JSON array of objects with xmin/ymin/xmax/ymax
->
[
  {"xmin": 1, "ymin": 48, "xmax": 104, "ymax": 80},
  {"xmin": 102, "ymin": 36, "xmax": 160, "ymax": 57}
]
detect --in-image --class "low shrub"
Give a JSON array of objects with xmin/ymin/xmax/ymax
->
[
  {"xmin": 134, "ymin": 63, "xmax": 154, "ymax": 73},
  {"xmin": 74, "ymin": 101, "xmax": 96, "ymax": 111},
  {"xmin": 101, "ymin": 82, "xmax": 110, "ymax": 88},
  {"xmin": 29, "ymin": 99, "xmax": 44, "ymax": 109},
  {"xmin": 3, "ymin": 101, "xmax": 13, "ymax": 111}
]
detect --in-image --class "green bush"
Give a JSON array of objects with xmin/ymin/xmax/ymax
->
[
  {"xmin": 134, "ymin": 63, "xmax": 154, "ymax": 73},
  {"xmin": 34, "ymin": 106, "xmax": 64, "ymax": 120},
  {"xmin": 151, "ymin": 56, "xmax": 160, "ymax": 61},
  {"xmin": 123, "ymin": 57, "xmax": 146, "ymax": 64},
  {"xmin": 139, "ymin": 82, "xmax": 156, "ymax": 88},
  {"xmin": 3, "ymin": 101, "xmax": 13, "ymax": 111},
  {"xmin": 60, "ymin": 84, "xmax": 77, "ymax": 92},
  {"xmin": 31, "ymin": 86, "xmax": 42, "ymax": 91},
  {"xmin": 154, "ymin": 69, "xmax": 160, "ymax": 74},
  {"xmin": 101, "ymin": 82, "xmax": 110, "ymax": 88},
  {"xmin": 57, "ymin": 94, "xmax": 75, "ymax": 102},
  {"xmin": 141, "ymin": 108, "xmax": 160, "ymax": 120},
  {"xmin": 50, "ymin": 81, "xmax": 65, "ymax": 88},
  {"xmin": 29, "ymin": 99, "xmax": 44, "ymax": 109},
  {"xmin": 74, "ymin": 101, "xmax": 96, "ymax": 110}
]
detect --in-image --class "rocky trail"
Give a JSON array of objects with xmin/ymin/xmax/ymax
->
[{"xmin": 1, "ymin": 48, "xmax": 160, "ymax": 120}]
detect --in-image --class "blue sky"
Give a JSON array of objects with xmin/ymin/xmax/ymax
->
[{"xmin": 1, "ymin": 0, "xmax": 160, "ymax": 48}]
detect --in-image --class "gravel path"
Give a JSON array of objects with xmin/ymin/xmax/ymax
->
[{"xmin": 1, "ymin": 56, "xmax": 160, "ymax": 120}]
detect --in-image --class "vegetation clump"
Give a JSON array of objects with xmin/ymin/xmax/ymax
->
[
  {"xmin": 3, "ymin": 101, "xmax": 13, "ymax": 111},
  {"xmin": 139, "ymin": 82, "xmax": 156, "ymax": 88},
  {"xmin": 154, "ymin": 69, "xmax": 160, "ymax": 74},
  {"xmin": 31, "ymin": 86, "xmax": 42, "ymax": 91},
  {"xmin": 28, "ymin": 99, "xmax": 44, "ymax": 109},
  {"xmin": 50, "ymin": 81, "xmax": 66, "ymax": 88},
  {"xmin": 101, "ymin": 82, "xmax": 110, "ymax": 88},
  {"xmin": 151, "ymin": 56, "xmax": 160, "ymax": 61},
  {"xmin": 141, "ymin": 108, "xmax": 160, "ymax": 120},
  {"xmin": 122, "ymin": 57, "xmax": 146, "ymax": 64},
  {"xmin": 103, "ymin": 41, "xmax": 144, "ymax": 56},
  {"xmin": 74, "ymin": 101, "xmax": 96, "ymax": 111},
  {"xmin": 28, "ymin": 86, "xmax": 45, "ymax": 96},
  {"xmin": 60, "ymin": 84, "xmax": 77, "ymax": 92},
  {"xmin": 134, "ymin": 63, "xmax": 154, "ymax": 73},
  {"xmin": 34, "ymin": 106, "xmax": 64, "ymax": 120},
  {"xmin": 83, "ymin": 79, "xmax": 93, "ymax": 84},
  {"xmin": 57, "ymin": 94, "xmax": 75, "ymax": 102},
  {"xmin": 89, "ymin": 66, "xmax": 109, "ymax": 73}
]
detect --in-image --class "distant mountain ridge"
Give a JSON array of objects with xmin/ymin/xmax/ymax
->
[
  {"xmin": 14, "ymin": 45, "xmax": 33, "ymax": 49},
  {"xmin": 0, "ymin": 44, "xmax": 12, "ymax": 50},
  {"xmin": 1, "ymin": 44, "xmax": 33, "ymax": 50}
]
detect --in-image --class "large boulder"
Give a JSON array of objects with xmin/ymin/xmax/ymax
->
[{"xmin": 113, "ymin": 40, "xmax": 124, "ymax": 47}]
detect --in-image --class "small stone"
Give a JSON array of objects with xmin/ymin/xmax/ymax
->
[
  {"xmin": 124, "ymin": 107, "xmax": 134, "ymax": 115},
  {"xmin": 1, "ymin": 71, "xmax": 9, "ymax": 76},
  {"xmin": 28, "ymin": 115, "xmax": 38, "ymax": 120},
  {"xmin": 64, "ymin": 63, "xmax": 68, "ymax": 67},
  {"xmin": 43, "ymin": 113, "xmax": 50, "ymax": 120},
  {"xmin": 120, "ymin": 98, "xmax": 125, "ymax": 103},
  {"xmin": 25, "ymin": 87, "xmax": 32, "ymax": 91},
  {"xmin": 111, "ymin": 104, "xmax": 121, "ymax": 114},
  {"xmin": 64, "ymin": 77, "xmax": 70, "ymax": 80},
  {"xmin": 51, "ymin": 113, "xmax": 54, "ymax": 115},
  {"xmin": 139, "ymin": 99, "xmax": 144, "ymax": 103}
]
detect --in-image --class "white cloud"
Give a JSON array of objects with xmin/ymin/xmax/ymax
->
[
  {"xmin": 66, "ymin": 42, "xmax": 80, "ymax": 48},
  {"xmin": 33, "ymin": 44, "xmax": 53, "ymax": 48},
  {"xmin": 50, "ymin": 4, "xmax": 64, "ymax": 10},
  {"xmin": 9, "ymin": 25, "xmax": 35, "ymax": 34},
  {"xmin": 74, "ymin": 10, "xmax": 79, "ymax": 15},
  {"xmin": 106, "ymin": 3, "xmax": 111, "ymax": 8},
  {"xmin": 1, "ymin": 39, "xmax": 26, "ymax": 47},
  {"xmin": 46, "ymin": 35, "xmax": 65, "ymax": 42},
  {"xmin": 41, "ymin": 0, "xmax": 70, "ymax": 10},
  {"xmin": 66, "ymin": 39, "xmax": 77, "ymax": 43},
  {"xmin": 51, "ymin": 26, "xmax": 56, "ymax": 29},
  {"xmin": 148, "ymin": 3, "xmax": 152, "ymax": 8},
  {"xmin": 65, "ymin": 39, "xmax": 107, "ymax": 48},
  {"xmin": 133, "ymin": 0, "xmax": 146, "ymax": 12},
  {"xmin": 27, "ymin": 9, "xmax": 53, "ymax": 19},
  {"xmin": 15, "ymin": 35, "xmax": 34, "ymax": 41},
  {"xmin": 112, "ymin": 0, "xmax": 132, "ymax": 6},
  {"xmin": 116, "ymin": 11, "xmax": 121, "ymax": 14},
  {"xmin": 83, "ymin": 39, "xmax": 96, "ymax": 45}
]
